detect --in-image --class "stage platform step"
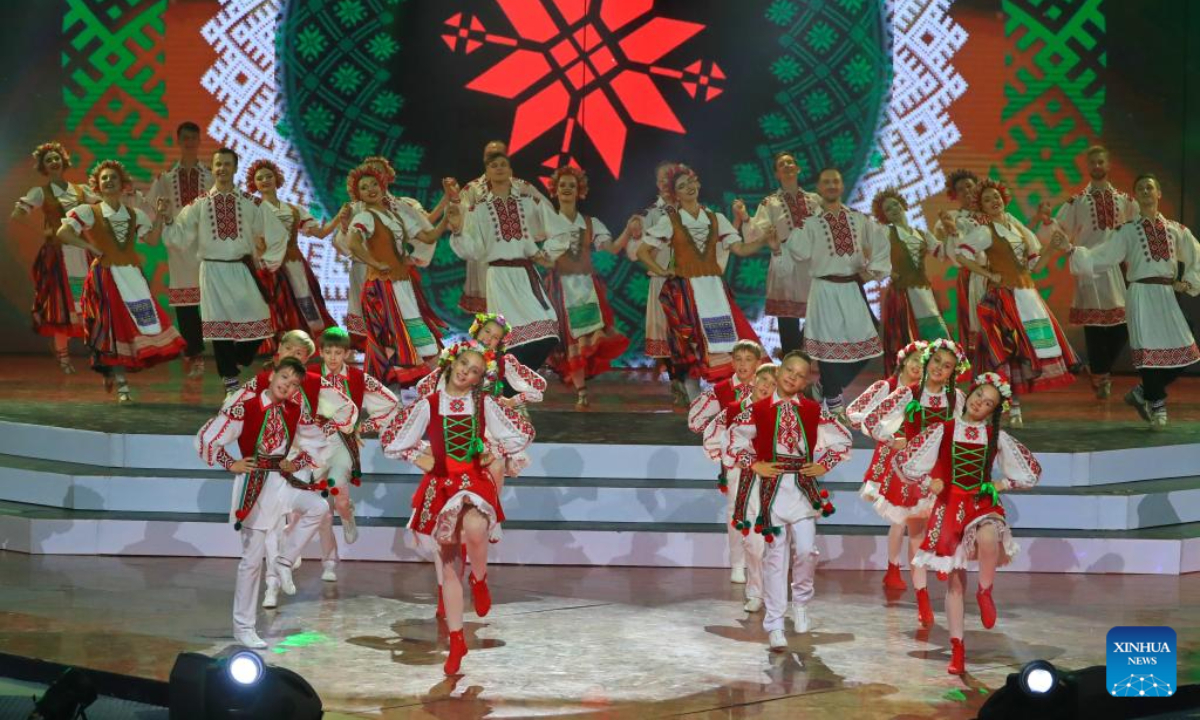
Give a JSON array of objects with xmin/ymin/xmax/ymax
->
[{"xmin": 1, "ymin": 500, "xmax": 1196, "ymax": 575}]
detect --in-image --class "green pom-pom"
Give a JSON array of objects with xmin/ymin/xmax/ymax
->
[
  {"xmin": 811, "ymin": 501, "xmax": 821, "ymax": 510},
  {"xmin": 327, "ymin": 478, "xmax": 336, "ymax": 486}
]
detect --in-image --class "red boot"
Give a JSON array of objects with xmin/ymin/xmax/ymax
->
[
  {"xmin": 947, "ymin": 638, "xmax": 965, "ymax": 675},
  {"xmin": 976, "ymin": 584, "xmax": 996, "ymax": 629},
  {"xmin": 435, "ymin": 585, "xmax": 445, "ymax": 619},
  {"xmin": 882, "ymin": 562, "xmax": 907, "ymax": 591},
  {"xmin": 444, "ymin": 630, "xmax": 468, "ymax": 675},
  {"xmin": 470, "ymin": 573, "xmax": 491, "ymax": 618},
  {"xmin": 915, "ymin": 587, "xmax": 934, "ymax": 628}
]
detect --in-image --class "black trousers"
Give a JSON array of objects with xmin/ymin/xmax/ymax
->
[
  {"xmin": 505, "ymin": 337, "xmax": 559, "ymax": 397},
  {"xmin": 777, "ymin": 317, "xmax": 805, "ymax": 356},
  {"xmin": 1082, "ymin": 324, "xmax": 1128, "ymax": 375},
  {"xmin": 818, "ymin": 358, "xmax": 869, "ymax": 402},
  {"xmin": 1141, "ymin": 365, "xmax": 1188, "ymax": 403},
  {"xmin": 213, "ymin": 340, "xmax": 260, "ymax": 378},
  {"xmin": 175, "ymin": 305, "xmax": 205, "ymax": 358}
]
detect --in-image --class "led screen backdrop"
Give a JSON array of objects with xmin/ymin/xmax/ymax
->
[{"xmin": 1, "ymin": 0, "xmax": 1196, "ymax": 363}]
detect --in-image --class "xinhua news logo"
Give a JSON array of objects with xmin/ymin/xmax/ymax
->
[{"xmin": 1107, "ymin": 626, "xmax": 1176, "ymax": 697}]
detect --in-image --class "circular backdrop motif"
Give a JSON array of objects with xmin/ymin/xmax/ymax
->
[{"xmin": 278, "ymin": 0, "xmax": 890, "ymax": 362}]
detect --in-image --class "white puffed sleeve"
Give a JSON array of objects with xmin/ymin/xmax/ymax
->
[
  {"xmin": 993, "ymin": 431, "xmax": 1041, "ymax": 491},
  {"xmin": 813, "ymin": 410, "xmax": 853, "ymax": 471},
  {"xmin": 845, "ymin": 379, "xmax": 892, "ymax": 428},
  {"xmin": 893, "ymin": 423, "xmax": 946, "ymax": 484},
  {"xmin": 379, "ymin": 396, "xmax": 433, "ymax": 465}
]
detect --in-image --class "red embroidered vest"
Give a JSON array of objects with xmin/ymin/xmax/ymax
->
[
  {"xmin": 900, "ymin": 385, "xmax": 955, "ymax": 440},
  {"xmin": 427, "ymin": 391, "xmax": 489, "ymax": 476},
  {"xmin": 930, "ymin": 420, "xmax": 993, "ymax": 491},
  {"xmin": 235, "ymin": 394, "xmax": 302, "ymax": 460},
  {"xmin": 750, "ymin": 395, "xmax": 821, "ymax": 463}
]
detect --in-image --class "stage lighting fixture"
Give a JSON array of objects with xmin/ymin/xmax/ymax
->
[
  {"xmin": 28, "ymin": 667, "xmax": 98, "ymax": 720},
  {"xmin": 1019, "ymin": 659, "xmax": 1059, "ymax": 696},
  {"xmin": 168, "ymin": 647, "xmax": 322, "ymax": 720}
]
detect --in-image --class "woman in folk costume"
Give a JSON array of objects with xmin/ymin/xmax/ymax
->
[
  {"xmin": 934, "ymin": 169, "xmax": 986, "ymax": 363},
  {"xmin": 344, "ymin": 165, "xmax": 446, "ymax": 386},
  {"xmin": 862, "ymin": 339, "xmax": 970, "ymax": 626},
  {"xmin": 872, "ymin": 188, "xmax": 951, "ymax": 374},
  {"xmin": 447, "ymin": 151, "xmax": 573, "ymax": 374},
  {"xmin": 55, "ymin": 160, "xmax": 185, "ymax": 402},
  {"xmin": 10, "ymin": 142, "xmax": 95, "ymax": 372},
  {"xmin": 244, "ymin": 159, "xmax": 343, "ymax": 337},
  {"xmin": 893, "ymin": 372, "xmax": 1041, "ymax": 674},
  {"xmin": 737, "ymin": 151, "xmax": 821, "ymax": 355},
  {"xmin": 727, "ymin": 351, "xmax": 852, "ymax": 650},
  {"xmin": 381, "ymin": 341, "xmax": 534, "ymax": 675},
  {"xmin": 846, "ymin": 340, "xmax": 927, "ymax": 575},
  {"xmin": 543, "ymin": 165, "xmax": 631, "ymax": 407},
  {"xmin": 703, "ymin": 363, "xmax": 777, "ymax": 611},
  {"xmin": 954, "ymin": 178, "xmax": 1078, "ymax": 426},
  {"xmin": 1056, "ymin": 173, "xmax": 1200, "ymax": 429},
  {"xmin": 638, "ymin": 164, "xmax": 764, "ymax": 399}
]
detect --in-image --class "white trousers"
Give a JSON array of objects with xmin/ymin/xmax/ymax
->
[
  {"xmin": 727, "ymin": 469, "xmax": 765, "ymax": 600},
  {"xmin": 762, "ymin": 516, "xmax": 817, "ymax": 632},
  {"xmin": 235, "ymin": 487, "xmax": 329, "ymax": 634}
]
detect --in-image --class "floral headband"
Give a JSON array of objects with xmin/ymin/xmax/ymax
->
[
  {"xmin": 922, "ymin": 338, "xmax": 971, "ymax": 378},
  {"xmin": 469, "ymin": 312, "xmax": 511, "ymax": 339},
  {"xmin": 896, "ymin": 340, "xmax": 929, "ymax": 366},
  {"xmin": 971, "ymin": 372, "xmax": 1013, "ymax": 412},
  {"xmin": 437, "ymin": 340, "xmax": 500, "ymax": 388}
]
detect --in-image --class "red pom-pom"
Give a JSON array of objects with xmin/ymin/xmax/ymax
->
[
  {"xmin": 936, "ymin": 571, "xmax": 948, "ymax": 582},
  {"xmin": 718, "ymin": 485, "xmax": 728, "ymax": 495},
  {"xmin": 330, "ymin": 487, "xmax": 340, "ymax": 496},
  {"xmin": 823, "ymin": 502, "xmax": 833, "ymax": 513},
  {"xmin": 819, "ymin": 489, "xmax": 829, "ymax": 499},
  {"xmin": 764, "ymin": 534, "xmax": 775, "ymax": 544},
  {"xmin": 235, "ymin": 509, "xmax": 248, "ymax": 521},
  {"xmin": 740, "ymin": 528, "xmax": 750, "ymax": 536},
  {"xmin": 350, "ymin": 477, "xmax": 362, "ymax": 487}
]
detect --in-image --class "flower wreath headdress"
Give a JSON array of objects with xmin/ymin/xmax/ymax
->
[
  {"xmin": 437, "ymin": 340, "xmax": 500, "ymax": 390},
  {"xmin": 971, "ymin": 372, "xmax": 1013, "ymax": 413},
  {"xmin": 922, "ymin": 338, "xmax": 972, "ymax": 379},
  {"xmin": 896, "ymin": 340, "xmax": 929, "ymax": 367}
]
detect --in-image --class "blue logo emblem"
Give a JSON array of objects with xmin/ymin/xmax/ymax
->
[{"xmin": 1107, "ymin": 626, "xmax": 1176, "ymax": 697}]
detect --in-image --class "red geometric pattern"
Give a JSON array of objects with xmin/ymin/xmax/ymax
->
[
  {"xmin": 804, "ymin": 336, "xmax": 883, "ymax": 362},
  {"xmin": 1068, "ymin": 307, "xmax": 1125, "ymax": 326},
  {"xmin": 442, "ymin": 1, "xmax": 724, "ymax": 178},
  {"xmin": 211, "ymin": 193, "xmax": 241, "ymax": 240},
  {"xmin": 260, "ymin": 406, "xmax": 288, "ymax": 453},
  {"xmin": 764, "ymin": 299, "xmax": 807, "ymax": 318},
  {"xmin": 491, "ymin": 196, "xmax": 524, "ymax": 241},
  {"xmin": 781, "ymin": 190, "xmax": 813, "ymax": 228},
  {"xmin": 1089, "ymin": 188, "xmax": 1118, "ymax": 230},
  {"xmin": 167, "ymin": 287, "xmax": 201, "ymax": 305},
  {"xmin": 505, "ymin": 318, "xmax": 559, "ymax": 347},
  {"xmin": 1131, "ymin": 344, "xmax": 1200, "ymax": 369},
  {"xmin": 825, "ymin": 209, "xmax": 856, "ymax": 256},
  {"xmin": 201, "ymin": 319, "xmax": 274, "ymax": 340},
  {"xmin": 179, "ymin": 167, "xmax": 202, "ymax": 206},
  {"xmin": 1143, "ymin": 217, "xmax": 1171, "ymax": 261}
]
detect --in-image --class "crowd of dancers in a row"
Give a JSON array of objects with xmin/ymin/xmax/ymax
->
[{"xmin": 9, "ymin": 128, "xmax": 1200, "ymax": 676}]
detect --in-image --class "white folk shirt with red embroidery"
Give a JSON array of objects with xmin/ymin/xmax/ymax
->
[
  {"xmin": 147, "ymin": 164, "xmax": 215, "ymax": 304},
  {"xmin": 1069, "ymin": 214, "xmax": 1200, "ymax": 368},
  {"xmin": 743, "ymin": 187, "xmax": 821, "ymax": 317},
  {"xmin": 1048, "ymin": 185, "xmax": 1138, "ymax": 323},
  {"xmin": 846, "ymin": 379, "xmax": 894, "ymax": 429},
  {"xmin": 163, "ymin": 188, "xmax": 287, "ymax": 267},
  {"xmin": 381, "ymin": 392, "xmax": 534, "ymax": 466},
  {"xmin": 894, "ymin": 419, "xmax": 1041, "ymax": 492},
  {"xmin": 786, "ymin": 206, "xmax": 890, "ymax": 278},
  {"xmin": 452, "ymin": 192, "xmax": 571, "ymax": 262},
  {"xmin": 687, "ymin": 377, "xmax": 753, "ymax": 435},
  {"xmin": 861, "ymin": 386, "xmax": 966, "ymax": 444},
  {"xmin": 415, "ymin": 355, "xmax": 547, "ymax": 404},
  {"xmin": 460, "ymin": 175, "xmax": 549, "ymax": 208},
  {"xmin": 728, "ymin": 394, "xmax": 853, "ymax": 523},
  {"xmin": 62, "ymin": 202, "xmax": 152, "ymax": 246},
  {"xmin": 195, "ymin": 389, "xmax": 329, "ymax": 529},
  {"xmin": 323, "ymin": 365, "xmax": 398, "ymax": 434}
]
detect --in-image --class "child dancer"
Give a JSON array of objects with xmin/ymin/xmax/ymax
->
[
  {"xmin": 704, "ymin": 363, "xmax": 777, "ymax": 611},
  {"xmin": 57, "ymin": 160, "xmax": 186, "ymax": 402},
  {"xmin": 728, "ymin": 351, "xmax": 852, "ymax": 650},
  {"xmin": 688, "ymin": 339, "xmax": 766, "ymax": 583},
  {"xmin": 862, "ymin": 339, "xmax": 970, "ymax": 625},
  {"xmin": 381, "ymin": 341, "xmax": 534, "ymax": 674},
  {"xmin": 894, "ymin": 372, "xmax": 1041, "ymax": 674},
  {"xmin": 846, "ymin": 341, "xmax": 927, "ymax": 579}
]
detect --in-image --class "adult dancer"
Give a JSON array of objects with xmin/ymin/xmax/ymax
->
[
  {"xmin": 147, "ymin": 122, "xmax": 213, "ymax": 376},
  {"xmin": 447, "ymin": 151, "xmax": 571, "ymax": 373},
  {"xmin": 543, "ymin": 165, "xmax": 631, "ymax": 406},
  {"xmin": 935, "ymin": 170, "xmax": 984, "ymax": 361},
  {"xmin": 783, "ymin": 168, "xmax": 890, "ymax": 418},
  {"xmin": 955, "ymin": 178, "xmax": 1077, "ymax": 425},
  {"xmin": 161, "ymin": 148, "xmax": 287, "ymax": 394},
  {"xmin": 244, "ymin": 159, "xmax": 343, "ymax": 337},
  {"xmin": 11, "ymin": 142, "xmax": 93, "ymax": 372},
  {"xmin": 872, "ymin": 188, "xmax": 951, "ymax": 375},
  {"xmin": 57, "ymin": 160, "xmax": 185, "ymax": 402},
  {"xmin": 196, "ymin": 357, "xmax": 335, "ymax": 649},
  {"xmin": 381, "ymin": 341, "xmax": 534, "ymax": 674},
  {"xmin": 894, "ymin": 372, "xmax": 1041, "ymax": 674},
  {"xmin": 1057, "ymin": 174, "xmax": 1200, "ymax": 429},
  {"xmin": 737, "ymin": 151, "xmax": 820, "ymax": 354},
  {"xmin": 728, "ymin": 351, "xmax": 852, "ymax": 650},
  {"xmin": 1036, "ymin": 145, "xmax": 1138, "ymax": 399},
  {"xmin": 639, "ymin": 163, "xmax": 763, "ymax": 398}
]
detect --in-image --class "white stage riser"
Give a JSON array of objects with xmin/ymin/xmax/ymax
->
[
  {"xmin": 1, "ymin": 421, "xmax": 1195, "ymax": 487},
  {"xmin": 1, "ymin": 515, "xmax": 1195, "ymax": 575},
  {"xmin": 4, "ymin": 467, "xmax": 1198, "ymax": 532}
]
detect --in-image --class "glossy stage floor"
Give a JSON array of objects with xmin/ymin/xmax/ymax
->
[
  {"xmin": 0, "ymin": 355, "xmax": 1198, "ymax": 717},
  {"xmin": 3, "ymin": 552, "xmax": 1198, "ymax": 719}
]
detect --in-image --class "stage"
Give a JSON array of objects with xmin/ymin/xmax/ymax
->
[{"xmin": 1, "ymin": 552, "xmax": 1196, "ymax": 719}]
